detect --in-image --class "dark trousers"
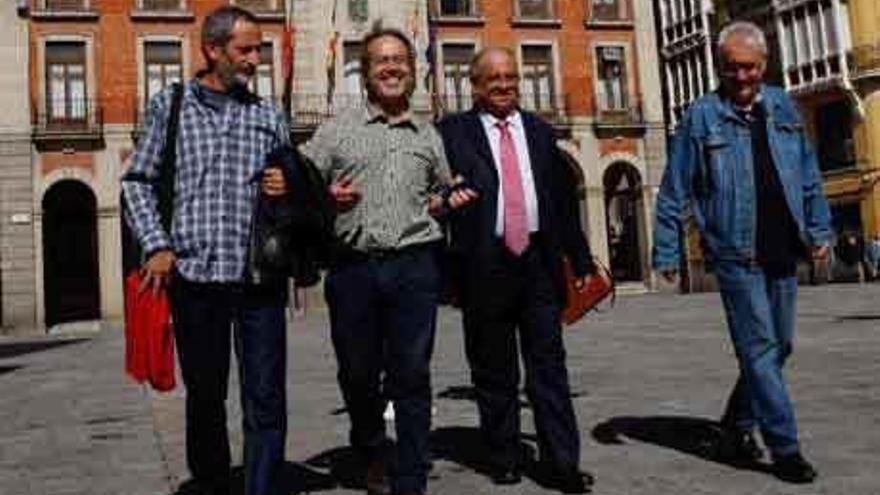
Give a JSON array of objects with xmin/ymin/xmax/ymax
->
[
  {"xmin": 171, "ymin": 279, "xmax": 288, "ymax": 495},
  {"xmin": 324, "ymin": 246, "xmax": 440, "ymax": 494},
  {"xmin": 461, "ymin": 242, "xmax": 581, "ymax": 471}
]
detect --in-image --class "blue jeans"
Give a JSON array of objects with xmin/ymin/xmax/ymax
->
[
  {"xmin": 715, "ymin": 262, "xmax": 800, "ymax": 457},
  {"xmin": 325, "ymin": 245, "xmax": 440, "ymax": 494},
  {"xmin": 171, "ymin": 280, "xmax": 287, "ymax": 495}
]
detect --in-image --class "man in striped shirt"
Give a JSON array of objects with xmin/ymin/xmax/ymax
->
[{"xmin": 122, "ymin": 7, "xmax": 290, "ymax": 495}]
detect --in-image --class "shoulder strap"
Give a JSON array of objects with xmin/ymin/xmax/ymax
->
[{"xmin": 157, "ymin": 82, "xmax": 184, "ymax": 233}]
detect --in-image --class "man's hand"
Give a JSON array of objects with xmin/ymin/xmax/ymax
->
[
  {"xmin": 261, "ymin": 166, "xmax": 288, "ymax": 197},
  {"xmin": 139, "ymin": 249, "xmax": 176, "ymax": 296},
  {"xmin": 329, "ymin": 176, "xmax": 362, "ymax": 212},
  {"xmin": 811, "ymin": 245, "xmax": 829, "ymax": 261},
  {"xmin": 660, "ymin": 270, "xmax": 678, "ymax": 283},
  {"xmin": 447, "ymin": 175, "xmax": 479, "ymax": 210}
]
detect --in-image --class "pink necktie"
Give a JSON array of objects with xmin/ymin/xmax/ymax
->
[{"xmin": 497, "ymin": 121, "xmax": 528, "ymax": 256}]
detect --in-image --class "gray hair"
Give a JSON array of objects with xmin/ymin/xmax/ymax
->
[
  {"xmin": 717, "ymin": 21, "xmax": 768, "ymax": 56},
  {"xmin": 201, "ymin": 6, "xmax": 258, "ymax": 48}
]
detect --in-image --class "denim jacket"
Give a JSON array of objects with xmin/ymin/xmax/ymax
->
[{"xmin": 652, "ymin": 86, "xmax": 833, "ymax": 271}]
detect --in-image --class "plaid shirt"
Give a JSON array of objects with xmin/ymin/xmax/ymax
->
[{"xmin": 122, "ymin": 79, "xmax": 290, "ymax": 283}]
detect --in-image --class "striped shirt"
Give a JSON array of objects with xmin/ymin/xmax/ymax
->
[
  {"xmin": 122, "ymin": 79, "xmax": 290, "ymax": 283},
  {"xmin": 302, "ymin": 105, "xmax": 452, "ymax": 252}
]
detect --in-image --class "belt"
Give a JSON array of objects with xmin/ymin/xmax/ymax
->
[{"xmin": 334, "ymin": 242, "xmax": 436, "ymax": 264}]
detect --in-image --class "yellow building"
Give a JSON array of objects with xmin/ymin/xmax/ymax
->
[{"xmin": 846, "ymin": 0, "xmax": 880, "ymax": 239}]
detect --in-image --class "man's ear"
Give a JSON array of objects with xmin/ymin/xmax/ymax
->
[{"xmin": 202, "ymin": 43, "xmax": 221, "ymax": 66}]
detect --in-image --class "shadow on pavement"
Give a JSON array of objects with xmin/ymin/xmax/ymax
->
[
  {"xmin": 0, "ymin": 365, "xmax": 23, "ymax": 377},
  {"xmin": 436, "ymin": 384, "xmax": 585, "ymax": 409},
  {"xmin": 0, "ymin": 338, "xmax": 88, "ymax": 359},
  {"xmin": 591, "ymin": 415, "xmax": 773, "ymax": 474},
  {"xmin": 171, "ymin": 462, "xmax": 336, "ymax": 495},
  {"xmin": 835, "ymin": 314, "xmax": 880, "ymax": 321},
  {"xmin": 430, "ymin": 426, "xmax": 539, "ymax": 479},
  {"xmin": 303, "ymin": 445, "xmax": 371, "ymax": 492}
]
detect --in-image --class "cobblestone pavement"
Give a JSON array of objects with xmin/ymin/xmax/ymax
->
[{"xmin": 2, "ymin": 283, "xmax": 880, "ymax": 495}]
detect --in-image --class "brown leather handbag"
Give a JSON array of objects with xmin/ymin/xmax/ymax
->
[{"xmin": 561, "ymin": 257, "xmax": 614, "ymax": 325}]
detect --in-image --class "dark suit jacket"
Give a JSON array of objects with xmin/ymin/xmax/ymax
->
[{"xmin": 437, "ymin": 108, "xmax": 592, "ymax": 304}]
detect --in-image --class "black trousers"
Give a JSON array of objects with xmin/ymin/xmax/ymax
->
[
  {"xmin": 460, "ymin": 242, "xmax": 581, "ymax": 471},
  {"xmin": 171, "ymin": 279, "xmax": 288, "ymax": 495},
  {"xmin": 324, "ymin": 245, "xmax": 440, "ymax": 494}
]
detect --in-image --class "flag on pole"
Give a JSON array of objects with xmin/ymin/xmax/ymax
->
[
  {"xmin": 326, "ymin": 0, "xmax": 339, "ymax": 107},
  {"xmin": 281, "ymin": 0, "xmax": 295, "ymax": 118}
]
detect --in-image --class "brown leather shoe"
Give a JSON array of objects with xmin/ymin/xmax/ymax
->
[{"xmin": 366, "ymin": 459, "xmax": 390, "ymax": 495}]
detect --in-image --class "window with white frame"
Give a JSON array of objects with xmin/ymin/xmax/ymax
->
[
  {"xmin": 597, "ymin": 45, "xmax": 627, "ymax": 110},
  {"xmin": 343, "ymin": 42, "xmax": 363, "ymax": 95},
  {"xmin": 45, "ymin": 0, "xmax": 87, "ymax": 10},
  {"xmin": 248, "ymin": 42, "xmax": 275, "ymax": 99},
  {"xmin": 520, "ymin": 45, "xmax": 555, "ymax": 112},
  {"xmin": 517, "ymin": 0, "xmax": 553, "ymax": 19},
  {"xmin": 442, "ymin": 43, "xmax": 475, "ymax": 112},
  {"xmin": 349, "ymin": 0, "xmax": 368, "ymax": 22},
  {"xmin": 439, "ymin": 0, "xmax": 478, "ymax": 17},
  {"xmin": 591, "ymin": 0, "xmax": 623, "ymax": 21},
  {"xmin": 778, "ymin": 0, "xmax": 852, "ymax": 89},
  {"xmin": 140, "ymin": 0, "xmax": 182, "ymax": 10},
  {"xmin": 46, "ymin": 41, "xmax": 87, "ymax": 122},
  {"xmin": 235, "ymin": 0, "xmax": 276, "ymax": 11},
  {"xmin": 144, "ymin": 41, "xmax": 182, "ymax": 107}
]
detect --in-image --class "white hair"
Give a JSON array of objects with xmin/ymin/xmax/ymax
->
[{"xmin": 717, "ymin": 21, "xmax": 768, "ymax": 56}]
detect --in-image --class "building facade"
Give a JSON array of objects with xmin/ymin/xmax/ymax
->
[
  {"xmin": 653, "ymin": 0, "xmax": 880, "ymax": 289},
  {"xmin": 14, "ymin": 0, "xmax": 289, "ymax": 333},
  {"xmin": 429, "ymin": 0, "xmax": 667, "ymax": 289},
  {"xmin": 7, "ymin": 0, "xmax": 666, "ymax": 333},
  {"xmin": 0, "ymin": 3, "xmax": 35, "ymax": 330}
]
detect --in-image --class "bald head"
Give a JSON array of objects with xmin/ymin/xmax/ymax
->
[
  {"xmin": 469, "ymin": 47, "xmax": 520, "ymax": 118},
  {"xmin": 469, "ymin": 47, "xmax": 516, "ymax": 84}
]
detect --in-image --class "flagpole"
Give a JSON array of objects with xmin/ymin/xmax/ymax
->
[{"xmin": 281, "ymin": 0, "xmax": 294, "ymax": 122}]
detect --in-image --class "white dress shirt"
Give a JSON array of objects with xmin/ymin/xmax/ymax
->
[{"xmin": 479, "ymin": 110, "xmax": 540, "ymax": 236}]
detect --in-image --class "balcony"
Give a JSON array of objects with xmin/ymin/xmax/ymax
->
[
  {"xmin": 131, "ymin": 0, "xmax": 194, "ymax": 21},
  {"xmin": 852, "ymin": 43, "xmax": 880, "ymax": 81},
  {"xmin": 593, "ymin": 96, "xmax": 645, "ymax": 135},
  {"xmin": 32, "ymin": 100, "xmax": 103, "ymax": 149},
  {"xmin": 431, "ymin": 0, "xmax": 484, "ymax": 25},
  {"xmin": 233, "ymin": 0, "xmax": 284, "ymax": 21},
  {"xmin": 586, "ymin": 2, "xmax": 633, "ymax": 29},
  {"xmin": 31, "ymin": 0, "xmax": 98, "ymax": 20}
]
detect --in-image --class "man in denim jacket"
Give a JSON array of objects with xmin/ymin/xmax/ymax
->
[{"xmin": 652, "ymin": 21, "xmax": 833, "ymax": 484}]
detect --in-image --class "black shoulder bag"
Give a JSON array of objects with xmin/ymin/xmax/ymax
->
[{"xmin": 121, "ymin": 83, "xmax": 184, "ymax": 274}]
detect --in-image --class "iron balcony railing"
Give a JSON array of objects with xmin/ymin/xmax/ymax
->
[
  {"xmin": 852, "ymin": 43, "xmax": 880, "ymax": 79},
  {"xmin": 431, "ymin": 0, "xmax": 481, "ymax": 18},
  {"xmin": 593, "ymin": 94, "xmax": 645, "ymax": 128},
  {"xmin": 32, "ymin": 99, "xmax": 103, "ymax": 142}
]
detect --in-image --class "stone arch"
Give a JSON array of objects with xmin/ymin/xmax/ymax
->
[
  {"xmin": 603, "ymin": 160, "xmax": 646, "ymax": 282},
  {"xmin": 41, "ymin": 179, "xmax": 101, "ymax": 326}
]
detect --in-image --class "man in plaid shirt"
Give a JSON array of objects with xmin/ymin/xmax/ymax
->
[{"xmin": 122, "ymin": 7, "xmax": 290, "ymax": 495}]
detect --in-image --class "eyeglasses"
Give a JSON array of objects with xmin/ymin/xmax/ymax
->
[
  {"xmin": 719, "ymin": 62, "xmax": 762, "ymax": 77},
  {"xmin": 369, "ymin": 54, "xmax": 409, "ymax": 67}
]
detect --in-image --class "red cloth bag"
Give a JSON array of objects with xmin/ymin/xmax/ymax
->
[{"xmin": 124, "ymin": 271, "xmax": 176, "ymax": 392}]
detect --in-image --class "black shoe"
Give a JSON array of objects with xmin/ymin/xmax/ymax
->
[
  {"xmin": 773, "ymin": 452, "xmax": 818, "ymax": 484},
  {"xmin": 715, "ymin": 428, "xmax": 763, "ymax": 463},
  {"xmin": 366, "ymin": 459, "xmax": 391, "ymax": 495},
  {"xmin": 490, "ymin": 466, "xmax": 522, "ymax": 485},
  {"xmin": 535, "ymin": 464, "xmax": 594, "ymax": 494}
]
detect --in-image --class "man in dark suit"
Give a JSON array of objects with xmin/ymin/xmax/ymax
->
[{"xmin": 437, "ymin": 47, "xmax": 594, "ymax": 494}]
